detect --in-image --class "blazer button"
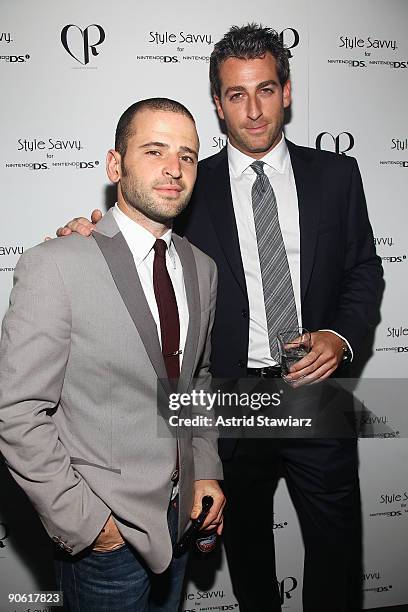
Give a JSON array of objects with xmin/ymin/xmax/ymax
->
[
  {"xmin": 171, "ymin": 469, "xmax": 179, "ymax": 482},
  {"xmin": 237, "ymin": 360, "xmax": 245, "ymax": 368},
  {"xmin": 52, "ymin": 536, "xmax": 60, "ymax": 543},
  {"xmin": 241, "ymin": 309, "xmax": 248, "ymax": 318},
  {"xmin": 66, "ymin": 545, "xmax": 73, "ymax": 554}
]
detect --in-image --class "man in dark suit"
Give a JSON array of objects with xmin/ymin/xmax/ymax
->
[{"xmin": 57, "ymin": 25, "xmax": 383, "ymax": 612}]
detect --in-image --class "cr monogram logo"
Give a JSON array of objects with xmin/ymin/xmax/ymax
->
[
  {"xmin": 280, "ymin": 28, "xmax": 300, "ymax": 58},
  {"xmin": 61, "ymin": 24, "xmax": 105, "ymax": 65},
  {"xmin": 280, "ymin": 576, "xmax": 298, "ymax": 603},
  {"xmin": 315, "ymin": 132, "xmax": 355, "ymax": 155}
]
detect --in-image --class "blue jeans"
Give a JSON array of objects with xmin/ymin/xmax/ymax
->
[{"xmin": 55, "ymin": 497, "xmax": 188, "ymax": 612}]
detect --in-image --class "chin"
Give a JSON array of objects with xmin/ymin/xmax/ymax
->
[
  {"xmin": 147, "ymin": 211, "xmax": 174, "ymax": 224},
  {"xmin": 152, "ymin": 203, "xmax": 188, "ymax": 223},
  {"xmin": 257, "ymin": 138, "xmax": 280, "ymax": 152},
  {"xmin": 246, "ymin": 144, "xmax": 273, "ymax": 154}
]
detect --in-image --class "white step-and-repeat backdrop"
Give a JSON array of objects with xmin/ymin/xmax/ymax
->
[{"xmin": 1, "ymin": 1, "xmax": 407, "ymax": 611}]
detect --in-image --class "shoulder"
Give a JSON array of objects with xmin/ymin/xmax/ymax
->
[
  {"xmin": 173, "ymin": 234, "xmax": 217, "ymax": 276},
  {"xmin": 197, "ymin": 147, "xmax": 227, "ymax": 174},
  {"xmin": 287, "ymin": 139, "xmax": 358, "ymax": 172},
  {"xmin": 15, "ymin": 234, "xmax": 97, "ymax": 274}
]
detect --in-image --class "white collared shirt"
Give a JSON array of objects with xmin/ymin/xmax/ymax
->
[
  {"xmin": 228, "ymin": 136, "xmax": 351, "ymax": 367},
  {"xmin": 228, "ymin": 136, "xmax": 300, "ymax": 368},
  {"xmin": 112, "ymin": 204, "xmax": 189, "ymax": 364}
]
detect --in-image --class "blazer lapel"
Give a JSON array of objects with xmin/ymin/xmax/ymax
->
[
  {"xmin": 287, "ymin": 140, "xmax": 322, "ymax": 303},
  {"xmin": 92, "ymin": 216, "xmax": 171, "ymax": 395},
  {"xmin": 205, "ymin": 148, "xmax": 247, "ymax": 297},
  {"xmin": 173, "ymin": 235, "xmax": 200, "ymax": 394}
]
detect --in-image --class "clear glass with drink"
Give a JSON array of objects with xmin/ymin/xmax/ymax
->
[{"xmin": 277, "ymin": 328, "xmax": 311, "ymax": 382}]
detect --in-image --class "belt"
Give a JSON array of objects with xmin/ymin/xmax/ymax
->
[{"xmin": 246, "ymin": 365, "xmax": 282, "ymax": 378}]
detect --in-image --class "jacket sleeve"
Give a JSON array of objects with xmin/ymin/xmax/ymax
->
[
  {"xmin": 0, "ymin": 246, "xmax": 110, "ymax": 555},
  {"xmin": 190, "ymin": 259, "xmax": 223, "ymax": 481},
  {"xmin": 331, "ymin": 157, "xmax": 384, "ymax": 351}
]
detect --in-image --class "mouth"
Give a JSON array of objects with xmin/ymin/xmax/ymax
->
[
  {"xmin": 154, "ymin": 185, "xmax": 183, "ymax": 197},
  {"xmin": 245, "ymin": 124, "xmax": 268, "ymax": 134}
]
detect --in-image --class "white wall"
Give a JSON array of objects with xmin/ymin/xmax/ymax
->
[{"xmin": 1, "ymin": 1, "xmax": 407, "ymax": 610}]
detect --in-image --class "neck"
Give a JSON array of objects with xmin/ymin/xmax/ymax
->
[{"xmin": 117, "ymin": 198, "xmax": 172, "ymax": 238}]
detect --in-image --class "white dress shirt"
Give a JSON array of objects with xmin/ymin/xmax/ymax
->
[
  {"xmin": 112, "ymin": 204, "xmax": 189, "ymax": 364},
  {"xmin": 228, "ymin": 136, "xmax": 300, "ymax": 368},
  {"xmin": 228, "ymin": 137, "xmax": 351, "ymax": 367}
]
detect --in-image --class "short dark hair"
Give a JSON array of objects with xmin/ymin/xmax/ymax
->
[
  {"xmin": 209, "ymin": 23, "xmax": 291, "ymax": 98},
  {"xmin": 115, "ymin": 97, "xmax": 195, "ymax": 157}
]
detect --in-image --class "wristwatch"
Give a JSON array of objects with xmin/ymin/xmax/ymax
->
[{"xmin": 341, "ymin": 342, "xmax": 352, "ymax": 363}]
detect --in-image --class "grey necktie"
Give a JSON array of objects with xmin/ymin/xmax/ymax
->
[{"xmin": 251, "ymin": 160, "xmax": 298, "ymax": 361}]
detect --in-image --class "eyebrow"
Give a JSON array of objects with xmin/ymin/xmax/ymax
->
[
  {"xmin": 139, "ymin": 141, "xmax": 168, "ymax": 150},
  {"xmin": 139, "ymin": 141, "xmax": 198, "ymax": 160},
  {"xmin": 224, "ymin": 79, "xmax": 279, "ymax": 96},
  {"xmin": 180, "ymin": 145, "xmax": 198, "ymax": 160}
]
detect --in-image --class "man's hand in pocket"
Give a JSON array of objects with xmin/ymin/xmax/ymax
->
[{"xmin": 93, "ymin": 515, "xmax": 125, "ymax": 552}]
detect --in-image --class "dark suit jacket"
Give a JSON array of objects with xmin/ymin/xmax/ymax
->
[{"xmin": 175, "ymin": 140, "xmax": 383, "ymax": 383}]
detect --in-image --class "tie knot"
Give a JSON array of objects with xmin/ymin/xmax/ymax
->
[
  {"xmin": 251, "ymin": 160, "xmax": 265, "ymax": 177},
  {"xmin": 154, "ymin": 239, "xmax": 167, "ymax": 258}
]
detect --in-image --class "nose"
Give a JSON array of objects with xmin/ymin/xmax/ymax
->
[
  {"xmin": 163, "ymin": 154, "xmax": 182, "ymax": 180},
  {"xmin": 247, "ymin": 94, "xmax": 262, "ymax": 122}
]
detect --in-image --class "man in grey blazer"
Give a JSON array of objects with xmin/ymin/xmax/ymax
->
[{"xmin": 0, "ymin": 98, "xmax": 224, "ymax": 612}]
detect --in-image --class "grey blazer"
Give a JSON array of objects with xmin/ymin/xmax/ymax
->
[{"xmin": 0, "ymin": 209, "xmax": 222, "ymax": 573}]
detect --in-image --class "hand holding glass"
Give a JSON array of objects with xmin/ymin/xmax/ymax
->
[{"xmin": 277, "ymin": 328, "xmax": 311, "ymax": 382}]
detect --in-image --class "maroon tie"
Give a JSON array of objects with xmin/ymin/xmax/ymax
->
[
  {"xmin": 153, "ymin": 239, "xmax": 180, "ymax": 484},
  {"xmin": 153, "ymin": 239, "xmax": 180, "ymax": 382}
]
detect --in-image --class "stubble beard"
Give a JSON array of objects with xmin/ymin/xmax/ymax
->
[
  {"xmin": 228, "ymin": 111, "xmax": 284, "ymax": 156},
  {"xmin": 120, "ymin": 173, "xmax": 191, "ymax": 224}
]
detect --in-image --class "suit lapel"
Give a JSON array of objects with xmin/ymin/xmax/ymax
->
[
  {"xmin": 287, "ymin": 141, "xmax": 322, "ymax": 303},
  {"xmin": 205, "ymin": 143, "xmax": 321, "ymax": 306},
  {"xmin": 205, "ymin": 148, "xmax": 247, "ymax": 297},
  {"xmin": 92, "ymin": 220, "xmax": 171, "ymax": 396},
  {"xmin": 173, "ymin": 235, "xmax": 200, "ymax": 393}
]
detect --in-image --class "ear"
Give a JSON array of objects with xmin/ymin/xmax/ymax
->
[
  {"xmin": 213, "ymin": 95, "xmax": 225, "ymax": 121},
  {"xmin": 283, "ymin": 79, "xmax": 292, "ymax": 109},
  {"xmin": 106, "ymin": 149, "xmax": 121, "ymax": 183}
]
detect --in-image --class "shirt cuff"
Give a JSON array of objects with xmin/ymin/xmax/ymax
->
[{"xmin": 319, "ymin": 329, "xmax": 354, "ymax": 362}]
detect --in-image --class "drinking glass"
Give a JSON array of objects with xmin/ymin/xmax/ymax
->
[{"xmin": 277, "ymin": 328, "xmax": 311, "ymax": 381}]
